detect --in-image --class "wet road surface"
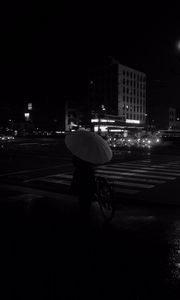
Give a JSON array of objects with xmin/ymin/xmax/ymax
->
[
  {"xmin": 0, "ymin": 193, "xmax": 180, "ymax": 299},
  {"xmin": 1, "ymin": 138, "xmax": 180, "ymax": 298}
]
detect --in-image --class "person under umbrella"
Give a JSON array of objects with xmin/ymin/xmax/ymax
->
[
  {"xmin": 65, "ymin": 130, "xmax": 112, "ymax": 220},
  {"xmin": 70, "ymin": 155, "xmax": 96, "ymax": 217}
]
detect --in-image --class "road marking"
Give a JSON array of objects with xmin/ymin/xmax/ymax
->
[
  {"xmin": 24, "ymin": 172, "xmax": 72, "ymax": 183},
  {"xmin": 95, "ymin": 172, "xmax": 165, "ymax": 184},
  {"xmin": 108, "ymin": 180, "xmax": 154, "ymax": 188},
  {"xmin": 114, "ymin": 162, "xmax": 151, "ymax": 167},
  {"xmin": 52, "ymin": 174, "xmax": 72, "ymax": 179},
  {"xmin": 41, "ymin": 178, "xmax": 71, "ymax": 185},
  {"xmin": 43, "ymin": 172, "xmax": 154, "ymax": 188},
  {"xmin": 142, "ymin": 166, "xmax": 180, "ymax": 173},
  {"xmin": 0, "ymin": 163, "xmax": 72, "ymax": 178},
  {"xmin": 12, "ymin": 159, "xmax": 180, "ymax": 198},
  {"xmin": 96, "ymin": 169, "xmax": 175, "ymax": 180},
  {"xmin": 111, "ymin": 165, "xmax": 180, "ymax": 176},
  {"xmin": 104, "ymin": 164, "xmax": 180, "ymax": 175},
  {"xmin": 45, "ymin": 171, "xmax": 165, "ymax": 184}
]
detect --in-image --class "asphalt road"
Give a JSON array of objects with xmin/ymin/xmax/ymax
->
[{"xmin": 0, "ymin": 137, "xmax": 180, "ymax": 299}]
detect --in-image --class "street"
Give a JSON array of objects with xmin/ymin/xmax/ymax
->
[{"xmin": 1, "ymin": 137, "xmax": 180, "ymax": 299}]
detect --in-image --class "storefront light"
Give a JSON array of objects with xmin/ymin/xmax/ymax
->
[
  {"xmin": 94, "ymin": 125, "xmax": 107, "ymax": 132},
  {"xmin": 126, "ymin": 119, "xmax": 140, "ymax": 124}
]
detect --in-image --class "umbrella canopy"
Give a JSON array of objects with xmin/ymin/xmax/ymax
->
[{"xmin": 65, "ymin": 130, "xmax": 113, "ymax": 164}]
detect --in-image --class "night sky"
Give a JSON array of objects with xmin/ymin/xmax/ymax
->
[{"xmin": 1, "ymin": 2, "xmax": 180, "ymax": 121}]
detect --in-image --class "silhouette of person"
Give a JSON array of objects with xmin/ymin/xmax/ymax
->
[{"xmin": 70, "ymin": 155, "xmax": 97, "ymax": 219}]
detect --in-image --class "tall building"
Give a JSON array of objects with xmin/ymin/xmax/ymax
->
[
  {"xmin": 88, "ymin": 59, "xmax": 147, "ymax": 126},
  {"xmin": 118, "ymin": 64, "xmax": 146, "ymax": 124}
]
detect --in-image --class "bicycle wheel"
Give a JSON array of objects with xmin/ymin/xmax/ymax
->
[{"xmin": 95, "ymin": 176, "xmax": 115, "ymax": 221}]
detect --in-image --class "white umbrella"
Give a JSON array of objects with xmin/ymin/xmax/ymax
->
[{"xmin": 65, "ymin": 130, "xmax": 112, "ymax": 164}]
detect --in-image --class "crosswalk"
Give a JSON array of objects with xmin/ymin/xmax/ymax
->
[{"xmin": 23, "ymin": 159, "xmax": 180, "ymax": 197}]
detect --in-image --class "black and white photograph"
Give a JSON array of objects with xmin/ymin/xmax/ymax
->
[{"xmin": 1, "ymin": 1, "xmax": 180, "ymax": 299}]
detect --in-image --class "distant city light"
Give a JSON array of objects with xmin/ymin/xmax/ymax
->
[
  {"xmin": 28, "ymin": 103, "xmax": 32, "ymax": 110},
  {"xmin": 125, "ymin": 119, "xmax": 140, "ymax": 124},
  {"xmin": 91, "ymin": 119, "xmax": 99, "ymax": 123},
  {"xmin": 24, "ymin": 112, "xmax": 30, "ymax": 120},
  {"xmin": 91, "ymin": 119, "xmax": 115, "ymax": 123},
  {"xmin": 94, "ymin": 125, "xmax": 107, "ymax": 132},
  {"xmin": 100, "ymin": 119, "xmax": 115, "ymax": 123},
  {"xmin": 109, "ymin": 129, "xmax": 123, "ymax": 132}
]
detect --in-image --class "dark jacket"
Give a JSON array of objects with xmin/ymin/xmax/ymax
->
[{"xmin": 70, "ymin": 156, "xmax": 96, "ymax": 197}]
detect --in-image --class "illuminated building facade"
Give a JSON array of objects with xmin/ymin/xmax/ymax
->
[
  {"xmin": 88, "ymin": 59, "xmax": 147, "ymax": 126},
  {"xmin": 118, "ymin": 64, "xmax": 146, "ymax": 125}
]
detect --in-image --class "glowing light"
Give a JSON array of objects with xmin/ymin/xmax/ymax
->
[
  {"xmin": 109, "ymin": 129, "xmax": 123, "ymax": 132},
  {"xmin": 91, "ymin": 119, "xmax": 115, "ymax": 123},
  {"xmin": 28, "ymin": 103, "xmax": 32, "ymax": 110},
  {"xmin": 94, "ymin": 125, "xmax": 107, "ymax": 132},
  {"xmin": 126, "ymin": 119, "xmax": 140, "ymax": 124},
  {"xmin": 24, "ymin": 113, "xmax": 30, "ymax": 120},
  {"xmin": 91, "ymin": 119, "xmax": 99, "ymax": 123},
  {"xmin": 100, "ymin": 119, "xmax": 115, "ymax": 123}
]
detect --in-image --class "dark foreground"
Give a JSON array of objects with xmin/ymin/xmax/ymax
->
[
  {"xmin": 1, "ymin": 138, "xmax": 180, "ymax": 299},
  {"xmin": 0, "ymin": 192, "xmax": 180, "ymax": 300}
]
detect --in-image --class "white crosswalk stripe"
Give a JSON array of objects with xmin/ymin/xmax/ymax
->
[
  {"xmin": 113, "ymin": 161, "xmax": 180, "ymax": 172},
  {"xmin": 94, "ymin": 173, "xmax": 165, "ymax": 184},
  {"xmin": 24, "ymin": 159, "xmax": 180, "ymax": 197},
  {"xmin": 106, "ymin": 166, "xmax": 180, "ymax": 176},
  {"xmin": 95, "ymin": 168, "xmax": 175, "ymax": 180},
  {"xmin": 41, "ymin": 177, "xmax": 71, "ymax": 185}
]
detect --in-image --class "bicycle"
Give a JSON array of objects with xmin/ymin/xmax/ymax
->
[{"xmin": 94, "ymin": 176, "xmax": 115, "ymax": 221}]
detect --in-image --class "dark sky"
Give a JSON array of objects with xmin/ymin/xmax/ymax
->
[{"xmin": 1, "ymin": 2, "xmax": 180, "ymax": 114}]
